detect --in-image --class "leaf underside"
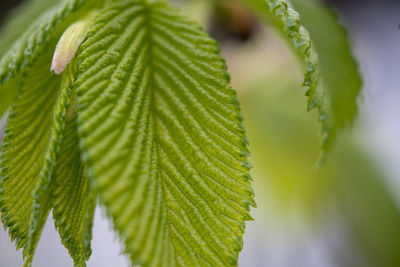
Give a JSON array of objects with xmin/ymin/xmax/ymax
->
[{"xmin": 75, "ymin": 0, "xmax": 254, "ymax": 266}]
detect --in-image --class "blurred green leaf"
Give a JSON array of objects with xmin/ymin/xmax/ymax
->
[
  {"xmin": 236, "ymin": 0, "xmax": 362, "ymax": 155},
  {"xmin": 332, "ymin": 146, "xmax": 400, "ymax": 267},
  {"xmin": 290, "ymin": 0, "xmax": 362, "ymax": 149}
]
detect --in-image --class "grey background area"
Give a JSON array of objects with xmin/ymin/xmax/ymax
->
[{"xmin": 0, "ymin": 0, "xmax": 399, "ymax": 266}]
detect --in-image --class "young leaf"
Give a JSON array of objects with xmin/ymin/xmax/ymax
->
[
  {"xmin": 51, "ymin": 11, "xmax": 97, "ymax": 75},
  {"xmin": 75, "ymin": 0, "xmax": 254, "ymax": 266},
  {"xmin": 238, "ymin": 0, "xmax": 361, "ymax": 154},
  {"xmin": 51, "ymin": 112, "xmax": 95, "ymax": 267}
]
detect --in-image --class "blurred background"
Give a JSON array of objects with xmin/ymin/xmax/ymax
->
[{"xmin": 1, "ymin": 0, "xmax": 399, "ymax": 266}]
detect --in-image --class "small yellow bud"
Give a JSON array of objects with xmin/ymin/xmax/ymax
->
[{"xmin": 51, "ymin": 12, "xmax": 97, "ymax": 75}]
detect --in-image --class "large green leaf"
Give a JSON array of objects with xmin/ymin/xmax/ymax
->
[
  {"xmin": 238, "ymin": 0, "xmax": 362, "ymax": 154},
  {"xmin": 75, "ymin": 0, "xmax": 254, "ymax": 265}
]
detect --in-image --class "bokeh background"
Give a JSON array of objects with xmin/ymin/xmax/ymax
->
[{"xmin": 1, "ymin": 0, "xmax": 399, "ymax": 266}]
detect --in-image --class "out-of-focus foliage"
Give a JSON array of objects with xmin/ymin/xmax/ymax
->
[{"xmin": 290, "ymin": 0, "xmax": 362, "ymax": 147}]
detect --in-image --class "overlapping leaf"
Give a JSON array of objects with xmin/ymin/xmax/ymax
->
[
  {"xmin": 75, "ymin": 0, "xmax": 254, "ymax": 265},
  {"xmin": 0, "ymin": 1, "xmax": 103, "ymax": 264},
  {"xmin": 239, "ymin": 0, "xmax": 362, "ymax": 154},
  {"xmin": 51, "ymin": 111, "xmax": 95, "ymax": 267},
  {"xmin": 25, "ymin": 65, "xmax": 79, "ymax": 267}
]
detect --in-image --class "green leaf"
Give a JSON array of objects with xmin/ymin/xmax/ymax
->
[
  {"xmin": 333, "ymin": 143, "xmax": 400, "ymax": 267},
  {"xmin": 75, "ymin": 0, "xmax": 254, "ymax": 266},
  {"xmin": 0, "ymin": 52, "xmax": 95, "ymax": 266},
  {"xmin": 0, "ymin": 110, "xmax": 6, "ymax": 146},
  {"xmin": 237, "ymin": 0, "xmax": 361, "ymax": 154},
  {"xmin": 0, "ymin": 0, "xmax": 54, "ymax": 118},
  {"xmin": 51, "ymin": 111, "xmax": 95, "ymax": 267},
  {"xmin": 0, "ymin": 51, "xmax": 74, "ymax": 266}
]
